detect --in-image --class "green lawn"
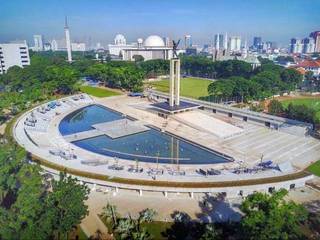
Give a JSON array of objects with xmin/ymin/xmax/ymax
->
[
  {"xmin": 308, "ymin": 160, "xmax": 320, "ymax": 177},
  {"xmin": 148, "ymin": 77, "xmax": 212, "ymax": 99},
  {"xmin": 280, "ymin": 97, "xmax": 320, "ymax": 121},
  {"xmin": 141, "ymin": 221, "xmax": 173, "ymax": 240},
  {"xmin": 80, "ymin": 85, "xmax": 121, "ymax": 98}
]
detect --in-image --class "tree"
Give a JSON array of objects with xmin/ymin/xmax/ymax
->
[
  {"xmin": 102, "ymin": 202, "xmax": 118, "ymax": 227},
  {"xmin": 44, "ymin": 66, "xmax": 79, "ymax": 94},
  {"xmin": 199, "ymin": 224, "xmax": 219, "ymax": 240},
  {"xmin": 268, "ymin": 99, "xmax": 284, "ymax": 115},
  {"xmin": 46, "ymin": 172, "xmax": 89, "ymax": 239},
  {"xmin": 305, "ymin": 71, "xmax": 314, "ymax": 81},
  {"xmin": 240, "ymin": 189, "xmax": 308, "ymax": 240},
  {"xmin": 208, "ymin": 79, "xmax": 235, "ymax": 100},
  {"xmin": 138, "ymin": 208, "xmax": 157, "ymax": 223},
  {"xmin": 280, "ymin": 68, "xmax": 303, "ymax": 89},
  {"xmin": 286, "ymin": 103, "xmax": 317, "ymax": 124}
]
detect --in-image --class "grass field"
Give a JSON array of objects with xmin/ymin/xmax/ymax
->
[
  {"xmin": 80, "ymin": 85, "xmax": 121, "ymax": 98},
  {"xmin": 280, "ymin": 97, "xmax": 320, "ymax": 121},
  {"xmin": 308, "ymin": 160, "xmax": 320, "ymax": 177},
  {"xmin": 148, "ymin": 77, "xmax": 212, "ymax": 99}
]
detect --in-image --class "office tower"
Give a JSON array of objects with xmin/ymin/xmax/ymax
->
[
  {"xmin": 33, "ymin": 35, "xmax": 44, "ymax": 51},
  {"xmin": 230, "ymin": 36, "xmax": 241, "ymax": 51},
  {"xmin": 224, "ymin": 32, "xmax": 228, "ymax": 49},
  {"xmin": 64, "ymin": 17, "xmax": 72, "ymax": 62},
  {"xmin": 290, "ymin": 38, "xmax": 303, "ymax": 54},
  {"xmin": 214, "ymin": 34, "xmax": 224, "ymax": 50},
  {"xmin": 310, "ymin": 31, "xmax": 320, "ymax": 53},
  {"xmin": 0, "ymin": 42, "xmax": 30, "ymax": 74},
  {"xmin": 302, "ymin": 38, "xmax": 315, "ymax": 53},
  {"xmin": 164, "ymin": 37, "xmax": 172, "ymax": 47},
  {"xmin": 253, "ymin": 37, "xmax": 262, "ymax": 48},
  {"xmin": 184, "ymin": 35, "xmax": 192, "ymax": 49}
]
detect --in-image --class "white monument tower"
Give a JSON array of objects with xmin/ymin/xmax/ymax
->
[
  {"xmin": 169, "ymin": 40, "xmax": 181, "ymax": 107},
  {"xmin": 64, "ymin": 16, "xmax": 72, "ymax": 63}
]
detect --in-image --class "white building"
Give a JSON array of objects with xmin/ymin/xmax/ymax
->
[
  {"xmin": 0, "ymin": 42, "xmax": 30, "ymax": 74},
  {"xmin": 51, "ymin": 39, "xmax": 58, "ymax": 51},
  {"xmin": 122, "ymin": 35, "xmax": 173, "ymax": 61},
  {"xmin": 71, "ymin": 42, "xmax": 86, "ymax": 51},
  {"xmin": 230, "ymin": 36, "xmax": 241, "ymax": 52},
  {"xmin": 43, "ymin": 43, "xmax": 51, "ymax": 51},
  {"xmin": 33, "ymin": 35, "xmax": 44, "ymax": 51},
  {"xmin": 108, "ymin": 34, "xmax": 135, "ymax": 56}
]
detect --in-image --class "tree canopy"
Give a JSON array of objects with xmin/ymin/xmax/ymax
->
[{"xmin": 240, "ymin": 189, "xmax": 308, "ymax": 240}]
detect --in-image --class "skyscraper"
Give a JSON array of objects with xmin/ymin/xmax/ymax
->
[
  {"xmin": 253, "ymin": 37, "xmax": 262, "ymax": 48},
  {"xmin": 302, "ymin": 38, "xmax": 315, "ymax": 53},
  {"xmin": 184, "ymin": 35, "xmax": 192, "ymax": 49},
  {"xmin": 33, "ymin": 35, "xmax": 44, "ymax": 51},
  {"xmin": 224, "ymin": 32, "xmax": 228, "ymax": 50},
  {"xmin": 290, "ymin": 38, "xmax": 303, "ymax": 54},
  {"xmin": 230, "ymin": 36, "xmax": 241, "ymax": 51},
  {"xmin": 214, "ymin": 34, "xmax": 224, "ymax": 50},
  {"xmin": 64, "ymin": 17, "xmax": 72, "ymax": 62},
  {"xmin": 310, "ymin": 31, "xmax": 320, "ymax": 53}
]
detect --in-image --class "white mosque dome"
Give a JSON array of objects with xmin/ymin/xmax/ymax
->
[
  {"xmin": 144, "ymin": 35, "xmax": 165, "ymax": 47},
  {"xmin": 114, "ymin": 34, "xmax": 126, "ymax": 45}
]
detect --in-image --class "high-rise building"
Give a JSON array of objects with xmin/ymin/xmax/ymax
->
[
  {"xmin": 253, "ymin": 37, "xmax": 262, "ymax": 48},
  {"xmin": 230, "ymin": 36, "xmax": 241, "ymax": 51},
  {"xmin": 64, "ymin": 17, "xmax": 72, "ymax": 62},
  {"xmin": 302, "ymin": 38, "xmax": 315, "ymax": 53},
  {"xmin": 164, "ymin": 37, "xmax": 172, "ymax": 47},
  {"xmin": 0, "ymin": 42, "xmax": 30, "ymax": 74},
  {"xmin": 224, "ymin": 32, "xmax": 228, "ymax": 49},
  {"xmin": 184, "ymin": 35, "xmax": 192, "ymax": 49},
  {"xmin": 310, "ymin": 31, "xmax": 320, "ymax": 53},
  {"xmin": 51, "ymin": 39, "xmax": 58, "ymax": 51},
  {"xmin": 290, "ymin": 38, "xmax": 303, "ymax": 54},
  {"xmin": 33, "ymin": 35, "xmax": 44, "ymax": 51},
  {"xmin": 214, "ymin": 34, "xmax": 224, "ymax": 50}
]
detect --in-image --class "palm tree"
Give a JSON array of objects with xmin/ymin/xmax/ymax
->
[
  {"xmin": 102, "ymin": 202, "xmax": 118, "ymax": 227},
  {"xmin": 138, "ymin": 208, "xmax": 157, "ymax": 223},
  {"xmin": 115, "ymin": 218, "xmax": 134, "ymax": 239}
]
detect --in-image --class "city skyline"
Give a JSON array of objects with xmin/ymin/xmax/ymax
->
[{"xmin": 1, "ymin": 0, "xmax": 320, "ymax": 46}]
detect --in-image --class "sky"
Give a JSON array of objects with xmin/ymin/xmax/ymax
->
[{"xmin": 1, "ymin": 0, "xmax": 320, "ymax": 47}]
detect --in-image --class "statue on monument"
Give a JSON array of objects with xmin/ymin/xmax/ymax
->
[{"xmin": 172, "ymin": 39, "xmax": 180, "ymax": 58}]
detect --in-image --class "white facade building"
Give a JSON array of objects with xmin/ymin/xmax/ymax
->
[
  {"xmin": 0, "ymin": 42, "xmax": 30, "ymax": 74},
  {"xmin": 71, "ymin": 42, "xmax": 86, "ymax": 52},
  {"xmin": 122, "ymin": 35, "xmax": 173, "ymax": 61},
  {"xmin": 230, "ymin": 36, "xmax": 241, "ymax": 52},
  {"xmin": 51, "ymin": 39, "xmax": 58, "ymax": 51},
  {"xmin": 33, "ymin": 35, "xmax": 44, "ymax": 51},
  {"xmin": 108, "ymin": 34, "xmax": 135, "ymax": 56}
]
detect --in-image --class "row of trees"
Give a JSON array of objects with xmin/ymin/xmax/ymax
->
[
  {"xmin": 207, "ymin": 60, "xmax": 303, "ymax": 101},
  {"xmin": 102, "ymin": 203, "xmax": 157, "ymax": 239},
  {"xmin": 0, "ymin": 142, "xmax": 89, "ymax": 239},
  {"xmin": 268, "ymin": 99, "xmax": 318, "ymax": 124},
  {"xmin": 180, "ymin": 56, "xmax": 253, "ymax": 79},
  {"xmin": 85, "ymin": 62, "xmax": 144, "ymax": 92},
  {"xmin": 100, "ymin": 189, "xmax": 314, "ymax": 240}
]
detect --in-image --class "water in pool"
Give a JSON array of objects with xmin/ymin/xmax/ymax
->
[{"xmin": 59, "ymin": 104, "xmax": 231, "ymax": 164}]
